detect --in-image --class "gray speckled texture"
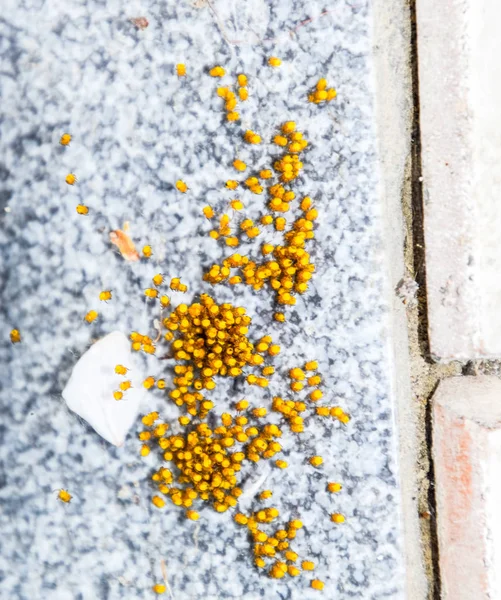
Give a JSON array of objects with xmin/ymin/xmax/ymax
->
[{"xmin": 0, "ymin": 0, "xmax": 405, "ymax": 598}]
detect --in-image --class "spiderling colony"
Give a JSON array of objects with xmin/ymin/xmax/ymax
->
[{"xmin": 13, "ymin": 61, "xmax": 347, "ymax": 594}]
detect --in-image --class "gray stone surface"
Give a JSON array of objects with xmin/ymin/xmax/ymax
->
[{"xmin": 0, "ymin": 1, "xmax": 406, "ymax": 598}]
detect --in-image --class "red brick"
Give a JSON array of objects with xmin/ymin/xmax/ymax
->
[{"xmin": 433, "ymin": 376, "xmax": 501, "ymax": 599}]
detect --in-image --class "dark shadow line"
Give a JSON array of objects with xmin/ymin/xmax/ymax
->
[{"xmin": 409, "ymin": 1, "xmax": 442, "ymax": 598}]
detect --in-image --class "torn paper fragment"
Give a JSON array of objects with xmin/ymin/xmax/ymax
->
[{"xmin": 62, "ymin": 331, "xmax": 144, "ymax": 446}]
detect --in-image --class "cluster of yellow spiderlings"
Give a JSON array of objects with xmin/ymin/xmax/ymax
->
[
  {"xmin": 271, "ymin": 397, "xmax": 306, "ymax": 435},
  {"xmin": 288, "ymin": 364, "xmax": 321, "ymax": 394},
  {"xmin": 138, "ymin": 353, "xmax": 344, "ymax": 591},
  {"xmin": 287, "ymin": 363, "xmax": 350, "ymax": 424},
  {"xmin": 59, "ymin": 133, "xmax": 89, "ymax": 215},
  {"xmin": 237, "ymin": 74, "xmax": 249, "ymax": 101},
  {"xmin": 272, "ymin": 121, "xmax": 308, "ymax": 180},
  {"xmin": 141, "ymin": 409, "xmax": 287, "ymax": 517},
  {"xmin": 142, "ymin": 370, "xmax": 209, "ymax": 420},
  {"xmin": 143, "ymin": 273, "xmax": 186, "ymax": 305},
  {"xmin": 234, "ymin": 510, "xmax": 309, "ymax": 578},
  {"xmin": 244, "ymin": 129, "xmax": 262, "ymax": 145},
  {"xmin": 170, "ymin": 277, "xmax": 188, "ymax": 293},
  {"xmin": 308, "ymin": 78, "xmax": 337, "ymax": 104},
  {"xmin": 130, "ymin": 331, "xmax": 156, "ymax": 355},
  {"xmin": 161, "ymin": 294, "xmax": 277, "ymax": 391},
  {"xmin": 213, "ymin": 68, "xmax": 250, "ymax": 123},
  {"xmin": 201, "ymin": 121, "xmax": 317, "ymax": 308},
  {"xmin": 113, "ymin": 364, "xmax": 131, "ymax": 401},
  {"xmin": 217, "ymin": 82, "xmax": 244, "ymax": 121},
  {"xmin": 209, "ymin": 65, "xmax": 225, "ymax": 78},
  {"xmin": 270, "ymin": 362, "xmax": 351, "ymax": 433},
  {"xmin": 267, "ymin": 362, "xmax": 322, "ymax": 434},
  {"xmin": 203, "ymin": 226, "xmax": 316, "ymax": 306},
  {"xmin": 129, "ymin": 68, "xmax": 347, "ymax": 593},
  {"xmin": 11, "ymin": 62, "xmax": 348, "ymax": 595},
  {"xmin": 83, "ymin": 289, "xmax": 114, "ymax": 324},
  {"xmin": 315, "ymin": 405, "xmax": 350, "ymax": 425},
  {"xmin": 232, "ymin": 495, "xmax": 339, "ymax": 588},
  {"xmin": 135, "ymin": 290, "xmax": 349, "ymax": 590}
]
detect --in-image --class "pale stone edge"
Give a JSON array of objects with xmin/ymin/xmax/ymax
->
[
  {"xmin": 416, "ymin": 0, "xmax": 489, "ymax": 361},
  {"xmin": 373, "ymin": 1, "xmax": 428, "ymax": 598}
]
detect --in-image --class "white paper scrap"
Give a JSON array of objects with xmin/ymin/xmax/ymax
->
[{"xmin": 62, "ymin": 331, "xmax": 144, "ymax": 446}]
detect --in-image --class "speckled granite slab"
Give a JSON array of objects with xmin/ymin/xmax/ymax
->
[{"xmin": 0, "ymin": 0, "xmax": 405, "ymax": 598}]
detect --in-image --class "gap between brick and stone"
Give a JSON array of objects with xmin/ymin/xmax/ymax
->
[{"xmin": 404, "ymin": 2, "xmax": 501, "ymax": 599}]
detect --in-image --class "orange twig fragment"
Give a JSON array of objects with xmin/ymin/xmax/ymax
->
[{"xmin": 109, "ymin": 222, "xmax": 140, "ymax": 262}]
